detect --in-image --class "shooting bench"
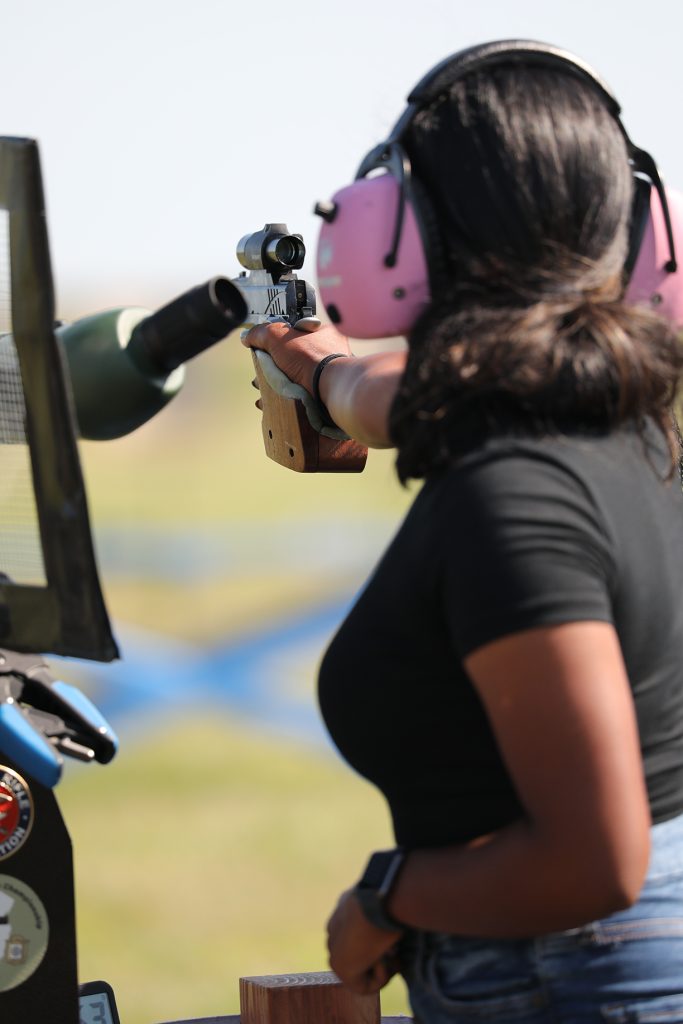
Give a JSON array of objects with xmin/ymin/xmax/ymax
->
[{"xmin": 156, "ymin": 971, "xmax": 412, "ymax": 1024}]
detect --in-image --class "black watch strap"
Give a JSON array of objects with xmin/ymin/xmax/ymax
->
[
  {"xmin": 353, "ymin": 849, "xmax": 406, "ymax": 932},
  {"xmin": 311, "ymin": 352, "xmax": 348, "ymax": 429}
]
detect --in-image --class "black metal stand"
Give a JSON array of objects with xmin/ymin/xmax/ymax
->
[{"xmin": 0, "ymin": 753, "xmax": 78, "ymax": 1024}]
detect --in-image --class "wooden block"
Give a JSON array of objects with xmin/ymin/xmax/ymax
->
[{"xmin": 240, "ymin": 971, "xmax": 380, "ymax": 1024}]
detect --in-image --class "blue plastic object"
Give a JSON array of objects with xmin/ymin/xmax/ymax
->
[{"xmin": 53, "ymin": 682, "xmax": 119, "ymax": 756}]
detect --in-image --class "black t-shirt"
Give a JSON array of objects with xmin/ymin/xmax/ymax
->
[{"xmin": 318, "ymin": 425, "xmax": 683, "ymax": 849}]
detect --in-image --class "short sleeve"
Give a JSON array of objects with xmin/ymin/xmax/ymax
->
[{"xmin": 438, "ymin": 448, "xmax": 617, "ymax": 658}]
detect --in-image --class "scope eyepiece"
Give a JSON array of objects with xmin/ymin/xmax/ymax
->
[{"xmin": 237, "ymin": 223, "xmax": 306, "ymax": 279}]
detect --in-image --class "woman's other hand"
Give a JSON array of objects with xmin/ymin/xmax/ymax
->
[{"xmin": 326, "ymin": 888, "xmax": 403, "ymax": 994}]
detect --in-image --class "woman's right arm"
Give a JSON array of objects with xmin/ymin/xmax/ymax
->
[
  {"xmin": 242, "ymin": 322, "xmax": 406, "ymax": 448},
  {"xmin": 326, "ymin": 619, "xmax": 652, "ymax": 992}
]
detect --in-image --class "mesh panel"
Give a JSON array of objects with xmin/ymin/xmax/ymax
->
[{"xmin": 0, "ymin": 209, "xmax": 46, "ymax": 586}]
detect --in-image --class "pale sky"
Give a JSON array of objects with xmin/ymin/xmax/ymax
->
[{"xmin": 3, "ymin": 0, "xmax": 682, "ymax": 315}]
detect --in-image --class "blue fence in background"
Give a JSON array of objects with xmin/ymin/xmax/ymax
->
[
  {"xmin": 51, "ymin": 519, "xmax": 398, "ymax": 750},
  {"xmin": 58, "ymin": 595, "xmax": 355, "ymax": 749}
]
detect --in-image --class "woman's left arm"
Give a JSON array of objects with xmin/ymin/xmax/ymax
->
[{"xmin": 328, "ymin": 620, "xmax": 652, "ymax": 989}]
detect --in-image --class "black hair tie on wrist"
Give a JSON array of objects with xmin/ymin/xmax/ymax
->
[{"xmin": 311, "ymin": 353, "xmax": 349, "ymax": 429}]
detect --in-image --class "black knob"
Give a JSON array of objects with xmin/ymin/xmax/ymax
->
[{"xmin": 314, "ymin": 200, "xmax": 338, "ymax": 224}]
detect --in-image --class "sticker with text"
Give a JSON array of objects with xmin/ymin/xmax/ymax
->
[
  {"xmin": 0, "ymin": 767, "xmax": 34, "ymax": 862},
  {"xmin": 0, "ymin": 874, "xmax": 49, "ymax": 991}
]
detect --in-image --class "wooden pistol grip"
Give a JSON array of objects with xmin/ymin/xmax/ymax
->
[{"xmin": 252, "ymin": 352, "xmax": 367, "ymax": 473}]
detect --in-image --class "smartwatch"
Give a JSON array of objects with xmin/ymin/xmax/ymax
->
[{"xmin": 353, "ymin": 848, "xmax": 406, "ymax": 931}]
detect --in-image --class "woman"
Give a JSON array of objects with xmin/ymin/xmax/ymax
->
[{"xmin": 245, "ymin": 41, "xmax": 683, "ymax": 1023}]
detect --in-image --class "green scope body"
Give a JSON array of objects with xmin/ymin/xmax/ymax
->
[{"xmin": 58, "ymin": 277, "xmax": 247, "ymax": 440}]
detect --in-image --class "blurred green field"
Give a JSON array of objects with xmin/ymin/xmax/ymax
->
[
  {"xmin": 60, "ymin": 719, "xmax": 412, "ymax": 1024},
  {"xmin": 58, "ymin": 329, "xmax": 416, "ymax": 1023},
  {"xmin": 79, "ymin": 330, "xmax": 411, "ymax": 527},
  {"xmin": 78, "ymin": 329, "xmax": 415, "ymax": 639}
]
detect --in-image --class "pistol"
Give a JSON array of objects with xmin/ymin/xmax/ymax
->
[{"xmin": 234, "ymin": 224, "xmax": 367, "ymax": 473}]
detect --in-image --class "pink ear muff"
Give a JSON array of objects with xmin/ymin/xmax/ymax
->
[
  {"xmin": 626, "ymin": 186, "xmax": 683, "ymax": 328},
  {"xmin": 317, "ymin": 174, "xmax": 683, "ymax": 338},
  {"xmin": 316, "ymin": 175, "xmax": 431, "ymax": 339}
]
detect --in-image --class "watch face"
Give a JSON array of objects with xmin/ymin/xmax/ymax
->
[
  {"xmin": 355, "ymin": 849, "xmax": 406, "ymax": 932},
  {"xmin": 359, "ymin": 850, "xmax": 404, "ymax": 895},
  {"xmin": 79, "ymin": 980, "xmax": 120, "ymax": 1024}
]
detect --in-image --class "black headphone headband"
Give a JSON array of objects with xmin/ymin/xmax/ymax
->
[
  {"xmin": 389, "ymin": 39, "xmax": 623, "ymax": 144},
  {"xmin": 355, "ymin": 39, "xmax": 676, "ymax": 279},
  {"xmin": 409, "ymin": 40, "xmax": 620, "ymax": 113}
]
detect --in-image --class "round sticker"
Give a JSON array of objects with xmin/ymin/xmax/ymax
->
[
  {"xmin": 0, "ymin": 767, "xmax": 34, "ymax": 862},
  {"xmin": 0, "ymin": 875, "xmax": 49, "ymax": 991}
]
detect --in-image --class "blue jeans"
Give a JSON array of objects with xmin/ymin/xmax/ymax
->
[{"xmin": 400, "ymin": 813, "xmax": 683, "ymax": 1023}]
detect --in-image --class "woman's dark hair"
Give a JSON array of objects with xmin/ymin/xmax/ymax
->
[{"xmin": 389, "ymin": 63, "xmax": 683, "ymax": 482}]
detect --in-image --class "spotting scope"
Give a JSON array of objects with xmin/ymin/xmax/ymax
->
[{"xmin": 56, "ymin": 276, "xmax": 247, "ymax": 440}]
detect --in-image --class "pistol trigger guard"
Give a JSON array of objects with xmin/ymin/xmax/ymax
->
[{"xmin": 253, "ymin": 350, "xmax": 349, "ymax": 441}]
